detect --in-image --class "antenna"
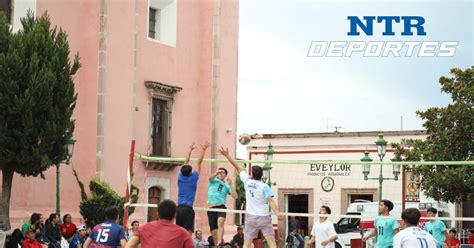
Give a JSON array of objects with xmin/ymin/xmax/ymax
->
[
  {"xmin": 400, "ymin": 116, "xmax": 404, "ymax": 131},
  {"xmin": 332, "ymin": 126, "xmax": 342, "ymax": 132}
]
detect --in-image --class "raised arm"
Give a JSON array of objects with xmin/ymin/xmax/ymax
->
[
  {"xmin": 196, "ymin": 141, "xmax": 210, "ymax": 175},
  {"xmin": 209, "ymin": 170, "xmax": 219, "ymax": 181},
  {"xmin": 218, "ymin": 147, "xmax": 244, "ymax": 173},
  {"xmin": 184, "ymin": 142, "xmax": 197, "ymax": 165}
]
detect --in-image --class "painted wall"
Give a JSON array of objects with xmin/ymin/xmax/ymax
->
[{"xmin": 4, "ymin": 0, "xmax": 239, "ymax": 231}]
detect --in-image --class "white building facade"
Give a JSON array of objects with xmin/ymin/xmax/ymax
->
[{"xmin": 245, "ymin": 130, "xmax": 442, "ymax": 238}]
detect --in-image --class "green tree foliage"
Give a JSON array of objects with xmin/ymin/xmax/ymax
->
[
  {"xmin": 235, "ymin": 173, "xmax": 245, "ymax": 210},
  {"xmin": 392, "ymin": 67, "xmax": 473, "ymax": 203},
  {"xmin": 0, "ymin": 11, "xmax": 80, "ymax": 230},
  {"xmin": 78, "ymin": 178, "xmax": 138, "ymax": 228}
]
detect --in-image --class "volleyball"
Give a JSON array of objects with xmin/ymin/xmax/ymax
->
[{"xmin": 238, "ymin": 133, "xmax": 252, "ymax": 145}]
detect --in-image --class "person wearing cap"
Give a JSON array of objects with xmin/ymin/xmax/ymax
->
[
  {"xmin": 22, "ymin": 229, "xmax": 42, "ymax": 248},
  {"xmin": 69, "ymin": 225, "xmax": 87, "ymax": 248}
]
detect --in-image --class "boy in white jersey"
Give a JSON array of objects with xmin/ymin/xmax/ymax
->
[
  {"xmin": 309, "ymin": 206, "xmax": 338, "ymax": 248},
  {"xmin": 219, "ymin": 147, "xmax": 283, "ymax": 248},
  {"xmin": 394, "ymin": 208, "xmax": 438, "ymax": 248}
]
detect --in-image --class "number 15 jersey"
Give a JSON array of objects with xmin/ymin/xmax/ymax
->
[{"xmin": 90, "ymin": 220, "xmax": 126, "ymax": 247}]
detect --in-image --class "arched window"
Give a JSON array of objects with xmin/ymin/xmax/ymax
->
[{"xmin": 147, "ymin": 186, "xmax": 162, "ymax": 222}]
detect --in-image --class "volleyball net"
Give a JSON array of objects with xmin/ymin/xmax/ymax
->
[{"xmin": 124, "ymin": 153, "xmax": 474, "ymax": 235}]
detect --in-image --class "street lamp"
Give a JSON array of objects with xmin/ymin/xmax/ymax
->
[
  {"xmin": 360, "ymin": 149, "xmax": 373, "ymax": 180},
  {"xmin": 390, "ymin": 158, "xmax": 401, "ymax": 181},
  {"xmin": 262, "ymin": 143, "xmax": 276, "ymax": 187},
  {"xmin": 375, "ymin": 133, "xmax": 387, "ymax": 161},
  {"xmin": 361, "ymin": 133, "xmax": 399, "ymax": 204},
  {"xmin": 57, "ymin": 138, "xmax": 75, "ymax": 224}
]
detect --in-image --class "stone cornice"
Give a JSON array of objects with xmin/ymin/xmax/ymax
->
[{"xmin": 145, "ymin": 81, "xmax": 182, "ymax": 98}]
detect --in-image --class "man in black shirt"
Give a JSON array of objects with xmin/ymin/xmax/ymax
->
[{"xmin": 231, "ymin": 226, "xmax": 244, "ymax": 248}]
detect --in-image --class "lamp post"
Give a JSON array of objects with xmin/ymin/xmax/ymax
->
[
  {"xmin": 57, "ymin": 138, "xmax": 75, "ymax": 224},
  {"xmin": 361, "ymin": 133, "xmax": 399, "ymax": 204},
  {"xmin": 262, "ymin": 143, "xmax": 276, "ymax": 187}
]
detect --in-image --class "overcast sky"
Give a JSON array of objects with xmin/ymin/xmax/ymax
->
[{"xmin": 236, "ymin": 0, "xmax": 472, "ymax": 149}]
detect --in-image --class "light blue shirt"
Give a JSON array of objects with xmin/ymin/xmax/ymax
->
[
  {"xmin": 207, "ymin": 178, "xmax": 231, "ymax": 205},
  {"xmin": 374, "ymin": 217, "xmax": 400, "ymax": 247},
  {"xmin": 424, "ymin": 220, "xmax": 446, "ymax": 246}
]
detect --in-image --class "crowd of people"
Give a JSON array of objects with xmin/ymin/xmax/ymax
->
[
  {"xmin": 6, "ymin": 213, "xmax": 90, "ymax": 248},
  {"xmin": 6, "ymin": 142, "xmax": 474, "ymax": 248}
]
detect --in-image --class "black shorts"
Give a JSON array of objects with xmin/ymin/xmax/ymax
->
[
  {"xmin": 207, "ymin": 205, "xmax": 227, "ymax": 231},
  {"xmin": 176, "ymin": 205, "xmax": 195, "ymax": 232}
]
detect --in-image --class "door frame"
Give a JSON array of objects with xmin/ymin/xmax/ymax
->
[{"xmin": 277, "ymin": 188, "xmax": 314, "ymax": 242}]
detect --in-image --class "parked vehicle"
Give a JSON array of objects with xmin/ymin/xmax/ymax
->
[{"xmin": 333, "ymin": 200, "xmax": 450, "ymax": 247}]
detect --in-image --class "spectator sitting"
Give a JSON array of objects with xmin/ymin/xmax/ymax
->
[
  {"xmin": 207, "ymin": 235, "xmax": 215, "ymax": 248},
  {"xmin": 33, "ymin": 214, "xmax": 51, "ymax": 246},
  {"xmin": 6, "ymin": 228, "xmax": 22, "ymax": 248},
  {"xmin": 467, "ymin": 229, "xmax": 474, "ymax": 245},
  {"xmin": 22, "ymin": 213, "xmax": 40, "ymax": 237},
  {"xmin": 22, "ymin": 229, "xmax": 42, "ymax": 248},
  {"xmin": 45, "ymin": 214, "xmax": 61, "ymax": 248},
  {"xmin": 69, "ymin": 225, "xmax": 87, "ymax": 248},
  {"xmin": 60, "ymin": 214, "xmax": 77, "ymax": 242},
  {"xmin": 193, "ymin": 230, "xmax": 209, "ymax": 248},
  {"xmin": 231, "ymin": 226, "xmax": 244, "ymax": 248},
  {"xmin": 445, "ymin": 229, "xmax": 460, "ymax": 248}
]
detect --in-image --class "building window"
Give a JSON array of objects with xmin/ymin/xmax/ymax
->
[
  {"xmin": 148, "ymin": 0, "xmax": 177, "ymax": 46},
  {"xmin": 0, "ymin": 0, "xmax": 12, "ymax": 23},
  {"xmin": 147, "ymin": 186, "xmax": 162, "ymax": 222},
  {"xmin": 145, "ymin": 81, "xmax": 182, "ymax": 157},
  {"xmin": 152, "ymin": 98, "xmax": 169, "ymax": 156},
  {"xmin": 148, "ymin": 8, "xmax": 159, "ymax": 39}
]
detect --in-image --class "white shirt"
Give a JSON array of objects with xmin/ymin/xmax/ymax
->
[
  {"xmin": 239, "ymin": 171, "xmax": 274, "ymax": 216},
  {"xmin": 394, "ymin": 226, "xmax": 438, "ymax": 248},
  {"xmin": 310, "ymin": 220, "xmax": 337, "ymax": 248}
]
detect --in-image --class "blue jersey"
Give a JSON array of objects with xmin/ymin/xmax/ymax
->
[
  {"xmin": 374, "ymin": 217, "xmax": 400, "ymax": 248},
  {"xmin": 90, "ymin": 221, "xmax": 126, "ymax": 248},
  {"xmin": 178, "ymin": 171, "xmax": 199, "ymax": 206},
  {"xmin": 69, "ymin": 234, "xmax": 85, "ymax": 248}
]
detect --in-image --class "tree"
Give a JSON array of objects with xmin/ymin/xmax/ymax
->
[
  {"xmin": 0, "ymin": 11, "xmax": 80, "ymax": 230},
  {"xmin": 78, "ymin": 178, "xmax": 138, "ymax": 228},
  {"xmin": 392, "ymin": 67, "xmax": 473, "ymax": 203},
  {"xmin": 72, "ymin": 167, "xmax": 138, "ymax": 228}
]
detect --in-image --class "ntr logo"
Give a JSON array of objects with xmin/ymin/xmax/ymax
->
[
  {"xmin": 307, "ymin": 15, "xmax": 458, "ymax": 57},
  {"xmin": 347, "ymin": 16, "xmax": 427, "ymax": 36}
]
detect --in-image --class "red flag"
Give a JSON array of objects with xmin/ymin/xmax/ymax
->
[{"xmin": 123, "ymin": 140, "xmax": 136, "ymax": 230}]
